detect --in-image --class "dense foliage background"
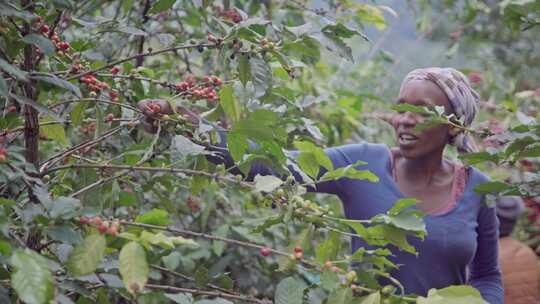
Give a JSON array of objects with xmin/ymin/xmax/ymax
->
[{"xmin": 0, "ymin": 0, "xmax": 538, "ymax": 303}]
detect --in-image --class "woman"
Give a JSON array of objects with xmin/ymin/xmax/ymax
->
[{"xmin": 139, "ymin": 67, "xmax": 503, "ymax": 303}]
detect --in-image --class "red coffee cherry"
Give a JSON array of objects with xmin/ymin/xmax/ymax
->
[
  {"xmin": 110, "ymin": 67, "xmax": 120, "ymax": 75},
  {"xmin": 78, "ymin": 216, "xmax": 90, "ymax": 224},
  {"xmin": 260, "ymin": 247, "xmax": 271, "ymax": 257},
  {"xmin": 57, "ymin": 41, "xmax": 70, "ymax": 50},
  {"xmin": 40, "ymin": 24, "xmax": 49, "ymax": 34}
]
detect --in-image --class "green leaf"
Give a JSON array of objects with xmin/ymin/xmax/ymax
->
[
  {"xmin": 391, "ymin": 103, "xmax": 429, "ymax": 113},
  {"xmin": 249, "ymin": 57, "xmax": 272, "ymax": 97},
  {"xmin": 148, "ymin": 0, "xmax": 176, "ymax": 14},
  {"xmin": 172, "ymin": 135, "xmax": 205, "ymax": 157},
  {"xmin": 66, "ymin": 234, "xmax": 106, "ymax": 276},
  {"xmin": 360, "ymin": 292, "xmax": 381, "ymax": 304},
  {"xmin": 10, "ymin": 93, "xmax": 63, "ymax": 121},
  {"xmin": 0, "ymin": 2, "xmax": 36, "ymax": 20},
  {"xmin": 318, "ymin": 32, "xmax": 354, "ymax": 62},
  {"xmin": 320, "ymin": 166, "xmax": 379, "ymax": 183},
  {"xmin": 417, "ymin": 285, "xmax": 487, "ymax": 304},
  {"xmin": 315, "ymin": 231, "xmax": 341, "ymax": 264},
  {"xmin": 0, "ymin": 58, "xmax": 28, "ymax": 81},
  {"xmin": 275, "ymin": 277, "xmax": 307, "ymax": 304},
  {"xmin": 49, "ymin": 196, "xmax": 80, "ymax": 219},
  {"xmin": 0, "ymin": 198, "xmax": 16, "ymax": 206},
  {"xmin": 71, "ymin": 101, "xmax": 88, "ymax": 126},
  {"xmin": 194, "ymin": 267, "xmax": 210, "ymax": 287},
  {"xmin": 139, "ymin": 231, "xmax": 197, "ymax": 250},
  {"xmin": 296, "ymin": 152, "xmax": 320, "ymax": 179},
  {"xmin": 294, "ymin": 141, "xmax": 337, "ymax": 179},
  {"xmin": 11, "ymin": 249, "xmax": 54, "ymax": 304},
  {"xmin": 373, "ymin": 212, "xmax": 426, "ymax": 234},
  {"xmin": 388, "ymin": 198, "xmax": 418, "ymax": 216},
  {"xmin": 135, "ymin": 208, "xmax": 173, "ymax": 226},
  {"xmin": 191, "ymin": 156, "xmax": 210, "ymax": 195},
  {"xmin": 355, "ymin": 4, "xmax": 387, "ymax": 30},
  {"xmin": 320, "ymin": 269, "xmax": 339, "ymax": 291},
  {"xmin": 517, "ymin": 144, "xmax": 540, "ymax": 158},
  {"xmin": 459, "ymin": 151, "xmax": 499, "ymax": 165},
  {"xmin": 194, "ymin": 299, "xmax": 233, "ymax": 304},
  {"xmin": 474, "ymin": 181, "xmax": 512, "ymax": 195},
  {"xmin": 22, "ymin": 34, "xmax": 55, "ymax": 55},
  {"xmin": 31, "ymin": 74, "xmax": 82, "ymax": 98},
  {"xmin": 117, "ymin": 26, "xmax": 147, "ymax": 36},
  {"xmin": 238, "ymin": 54, "xmax": 251, "ymax": 86},
  {"xmin": 119, "ymin": 242, "xmax": 149, "ymax": 295},
  {"xmin": 219, "ymin": 85, "xmax": 241, "ymax": 123},
  {"xmin": 322, "ymin": 23, "xmax": 364, "ymax": 39},
  {"xmin": 165, "ymin": 293, "xmax": 193, "ymax": 304},
  {"xmin": 348, "ymin": 223, "xmax": 418, "ymax": 254},
  {"xmin": 327, "ymin": 287, "xmax": 353, "ymax": 304},
  {"xmin": 227, "ymin": 132, "xmax": 248, "ymax": 162},
  {"xmin": 254, "ymin": 174, "xmax": 283, "ymax": 192},
  {"xmin": 252, "ymin": 216, "xmax": 282, "ymax": 233},
  {"xmin": 41, "ymin": 118, "xmax": 68, "ymax": 145},
  {"xmin": 0, "ymin": 77, "xmax": 7, "ymax": 97}
]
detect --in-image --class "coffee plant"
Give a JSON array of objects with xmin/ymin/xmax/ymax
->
[{"xmin": 0, "ymin": 0, "xmax": 538, "ymax": 303}]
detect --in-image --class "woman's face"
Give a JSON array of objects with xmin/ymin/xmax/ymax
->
[{"xmin": 391, "ymin": 80, "xmax": 454, "ymax": 159}]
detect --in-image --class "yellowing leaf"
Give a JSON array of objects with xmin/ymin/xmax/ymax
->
[{"xmin": 119, "ymin": 242, "xmax": 149, "ymax": 295}]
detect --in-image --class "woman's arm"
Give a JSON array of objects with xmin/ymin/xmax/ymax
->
[
  {"xmin": 137, "ymin": 99, "xmax": 355, "ymax": 195},
  {"xmin": 469, "ymin": 203, "xmax": 504, "ymax": 304}
]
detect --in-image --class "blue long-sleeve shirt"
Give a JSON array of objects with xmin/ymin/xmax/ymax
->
[{"xmin": 211, "ymin": 140, "xmax": 503, "ymax": 303}]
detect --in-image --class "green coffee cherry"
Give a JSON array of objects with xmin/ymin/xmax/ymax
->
[{"xmin": 345, "ymin": 271, "xmax": 357, "ymax": 283}]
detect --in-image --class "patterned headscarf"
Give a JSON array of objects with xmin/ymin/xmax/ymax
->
[{"xmin": 399, "ymin": 67, "xmax": 480, "ymax": 153}]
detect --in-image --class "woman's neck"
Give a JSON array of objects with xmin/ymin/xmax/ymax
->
[{"xmin": 395, "ymin": 148, "xmax": 451, "ymax": 186}]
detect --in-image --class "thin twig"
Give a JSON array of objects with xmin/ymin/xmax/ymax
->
[
  {"xmin": 48, "ymin": 98, "xmax": 142, "ymax": 113},
  {"xmin": 150, "ymin": 265, "xmax": 236, "ymax": 294},
  {"xmin": 66, "ymin": 43, "xmax": 217, "ymax": 81},
  {"xmin": 39, "ymin": 121, "xmax": 136, "ymax": 173},
  {"xmin": 44, "ymin": 163, "xmax": 253, "ymax": 188},
  {"xmin": 145, "ymin": 284, "xmax": 272, "ymax": 304}
]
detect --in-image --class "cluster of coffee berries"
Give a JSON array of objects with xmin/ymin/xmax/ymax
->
[
  {"xmin": 260, "ymin": 38, "xmax": 275, "ymax": 50},
  {"xmin": 80, "ymin": 74, "xmax": 110, "ymax": 91},
  {"xmin": 144, "ymin": 103, "xmax": 162, "ymax": 114},
  {"xmin": 79, "ymin": 74, "xmax": 120, "ymax": 101},
  {"xmin": 34, "ymin": 16, "xmax": 70, "ymax": 52},
  {"xmin": 324, "ymin": 261, "xmax": 343, "ymax": 274},
  {"xmin": 216, "ymin": 7, "xmax": 243, "ymax": 23},
  {"xmin": 206, "ymin": 33, "xmax": 223, "ymax": 45},
  {"xmin": 174, "ymin": 74, "xmax": 221, "ymax": 102},
  {"xmin": 78, "ymin": 216, "xmax": 120, "ymax": 236},
  {"xmin": 0, "ymin": 148, "xmax": 7, "ymax": 163},
  {"xmin": 80, "ymin": 122, "xmax": 96, "ymax": 134}
]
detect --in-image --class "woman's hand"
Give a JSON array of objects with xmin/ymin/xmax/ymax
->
[{"xmin": 137, "ymin": 99, "xmax": 173, "ymax": 133}]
